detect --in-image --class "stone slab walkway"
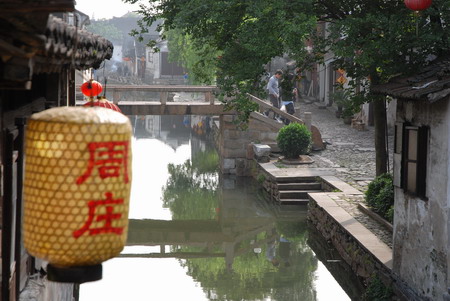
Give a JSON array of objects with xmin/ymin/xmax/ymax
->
[{"xmin": 261, "ymin": 98, "xmax": 395, "ymax": 253}]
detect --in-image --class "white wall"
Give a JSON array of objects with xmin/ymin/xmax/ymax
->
[
  {"xmin": 112, "ymin": 45, "xmax": 123, "ymax": 62},
  {"xmin": 393, "ymin": 98, "xmax": 450, "ymax": 299}
]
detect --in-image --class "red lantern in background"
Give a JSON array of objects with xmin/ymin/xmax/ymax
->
[
  {"xmin": 83, "ymin": 96, "xmax": 122, "ymax": 113},
  {"xmin": 404, "ymin": 0, "xmax": 432, "ymax": 11},
  {"xmin": 81, "ymin": 80, "xmax": 103, "ymax": 97}
]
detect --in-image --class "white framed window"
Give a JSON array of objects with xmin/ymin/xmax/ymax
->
[{"xmin": 399, "ymin": 125, "xmax": 428, "ymax": 199}]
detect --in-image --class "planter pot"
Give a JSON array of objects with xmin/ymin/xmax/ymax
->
[
  {"xmin": 343, "ymin": 116, "xmax": 352, "ymax": 124},
  {"xmin": 279, "ymin": 155, "xmax": 314, "ymax": 165},
  {"xmin": 336, "ymin": 106, "xmax": 342, "ymax": 118}
]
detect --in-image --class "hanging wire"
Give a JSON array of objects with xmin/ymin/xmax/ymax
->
[
  {"xmin": 384, "ymin": 98, "xmax": 390, "ymax": 173},
  {"xmin": 103, "ymin": 61, "xmax": 107, "ymax": 98}
]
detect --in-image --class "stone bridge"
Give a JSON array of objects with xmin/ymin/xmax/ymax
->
[{"xmin": 78, "ymin": 85, "xmax": 311, "ymax": 176}]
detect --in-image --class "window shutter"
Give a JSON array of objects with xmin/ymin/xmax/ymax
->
[
  {"xmin": 393, "ymin": 122, "xmax": 403, "ymax": 187},
  {"xmin": 416, "ymin": 126, "xmax": 428, "ymax": 198}
]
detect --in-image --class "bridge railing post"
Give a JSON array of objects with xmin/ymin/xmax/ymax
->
[
  {"xmin": 112, "ymin": 90, "xmax": 120, "ymax": 104},
  {"xmin": 304, "ymin": 112, "xmax": 312, "ymax": 131},
  {"xmin": 160, "ymin": 91, "xmax": 168, "ymax": 104},
  {"xmin": 205, "ymin": 91, "xmax": 214, "ymax": 104}
]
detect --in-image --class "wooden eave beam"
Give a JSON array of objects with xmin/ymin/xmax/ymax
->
[
  {"xmin": 0, "ymin": 39, "xmax": 35, "ymax": 59},
  {"xmin": 0, "ymin": 1, "xmax": 75, "ymax": 13}
]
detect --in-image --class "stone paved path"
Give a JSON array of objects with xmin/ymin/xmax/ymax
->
[{"xmin": 295, "ymin": 101, "xmax": 395, "ymax": 248}]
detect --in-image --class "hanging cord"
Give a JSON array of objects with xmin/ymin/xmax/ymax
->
[
  {"xmin": 384, "ymin": 98, "xmax": 390, "ymax": 173},
  {"xmin": 88, "ymin": 79, "xmax": 94, "ymax": 106},
  {"xmin": 102, "ymin": 62, "xmax": 107, "ymax": 98}
]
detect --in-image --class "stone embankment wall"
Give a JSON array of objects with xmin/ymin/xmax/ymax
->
[
  {"xmin": 308, "ymin": 199, "xmax": 389, "ymax": 280},
  {"xmin": 308, "ymin": 196, "xmax": 421, "ymax": 301},
  {"xmin": 216, "ymin": 114, "xmax": 281, "ymax": 176}
]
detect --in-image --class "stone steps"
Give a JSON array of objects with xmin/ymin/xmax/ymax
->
[
  {"xmin": 272, "ymin": 176, "xmax": 324, "ymax": 205},
  {"xmin": 277, "ymin": 182, "xmax": 322, "ymax": 191},
  {"xmin": 274, "ymin": 175, "xmax": 319, "ymax": 183},
  {"xmin": 279, "ymin": 190, "xmax": 323, "ymax": 199},
  {"xmin": 272, "ymin": 204, "xmax": 308, "ymax": 220},
  {"xmin": 278, "ymin": 198, "xmax": 310, "ymax": 205}
]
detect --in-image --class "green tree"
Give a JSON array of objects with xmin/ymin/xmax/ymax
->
[
  {"xmin": 123, "ymin": 0, "xmax": 316, "ymax": 126},
  {"xmin": 313, "ymin": 0, "xmax": 450, "ymax": 175},
  {"xmin": 124, "ymin": 0, "xmax": 450, "ymax": 174},
  {"xmin": 165, "ymin": 28, "xmax": 220, "ymax": 84},
  {"xmin": 162, "ymin": 148, "xmax": 219, "ymax": 220}
]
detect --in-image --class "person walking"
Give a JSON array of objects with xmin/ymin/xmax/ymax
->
[
  {"xmin": 266, "ymin": 70, "xmax": 283, "ymax": 122},
  {"xmin": 280, "ymin": 72, "xmax": 297, "ymax": 125}
]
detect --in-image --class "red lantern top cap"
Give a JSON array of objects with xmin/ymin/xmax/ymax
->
[
  {"xmin": 81, "ymin": 80, "xmax": 103, "ymax": 97},
  {"xmin": 404, "ymin": 0, "xmax": 432, "ymax": 11}
]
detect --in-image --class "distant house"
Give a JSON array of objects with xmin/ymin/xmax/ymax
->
[
  {"xmin": 105, "ymin": 15, "xmax": 184, "ymax": 82},
  {"xmin": 0, "ymin": 1, "xmax": 112, "ymax": 299},
  {"xmin": 371, "ymin": 57, "xmax": 450, "ymax": 300}
]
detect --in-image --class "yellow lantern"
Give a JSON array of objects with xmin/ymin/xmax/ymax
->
[{"xmin": 23, "ymin": 106, "xmax": 132, "ymax": 282}]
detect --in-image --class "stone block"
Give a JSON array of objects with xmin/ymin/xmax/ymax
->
[
  {"xmin": 224, "ymin": 129, "xmax": 241, "ymax": 139},
  {"xmin": 246, "ymin": 143, "xmax": 255, "ymax": 159},
  {"xmin": 223, "ymin": 177, "xmax": 236, "ymax": 189},
  {"xmin": 256, "ymin": 156, "xmax": 270, "ymax": 163},
  {"xmin": 222, "ymin": 122, "xmax": 238, "ymax": 130},
  {"xmin": 223, "ymin": 148, "xmax": 246, "ymax": 158},
  {"xmin": 248, "ymin": 121, "xmax": 269, "ymax": 131},
  {"xmin": 222, "ymin": 115, "xmax": 235, "ymax": 123},
  {"xmin": 351, "ymin": 119, "xmax": 366, "ymax": 131},
  {"xmin": 260, "ymin": 132, "xmax": 278, "ymax": 141},
  {"xmin": 311, "ymin": 125, "xmax": 325, "ymax": 151},
  {"xmin": 236, "ymin": 158, "xmax": 246, "ymax": 169},
  {"xmin": 247, "ymin": 130, "xmax": 261, "ymax": 140},
  {"xmin": 225, "ymin": 139, "xmax": 245, "ymax": 149},
  {"xmin": 253, "ymin": 144, "xmax": 271, "ymax": 157},
  {"xmin": 223, "ymin": 158, "xmax": 235, "ymax": 169}
]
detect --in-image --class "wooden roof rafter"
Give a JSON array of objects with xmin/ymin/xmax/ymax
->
[
  {"xmin": 371, "ymin": 57, "xmax": 450, "ymax": 103},
  {"xmin": 0, "ymin": 0, "xmax": 76, "ymax": 13}
]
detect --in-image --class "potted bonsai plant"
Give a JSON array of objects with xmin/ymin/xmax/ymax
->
[
  {"xmin": 276, "ymin": 123, "xmax": 312, "ymax": 162},
  {"xmin": 330, "ymin": 89, "xmax": 356, "ymax": 124}
]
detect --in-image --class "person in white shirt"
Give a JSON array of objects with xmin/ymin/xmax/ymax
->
[{"xmin": 265, "ymin": 70, "xmax": 283, "ymax": 122}]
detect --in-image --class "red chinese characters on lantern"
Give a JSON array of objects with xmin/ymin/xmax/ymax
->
[
  {"xmin": 73, "ymin": 192, "xmax": 124, "ymax": 238},
  {"xmin": 76, "ymin": 141, "xmax": 129, "ymax": 185}
]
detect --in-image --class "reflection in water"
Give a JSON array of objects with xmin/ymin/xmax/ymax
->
[{"xmin": 80, "ymin": 115, "xmax": 356, "ymax": 301}]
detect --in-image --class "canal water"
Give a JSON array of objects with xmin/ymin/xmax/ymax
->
[{"xmin": 79, "ymin": 115, "xmax": 364, "ymax": 301}]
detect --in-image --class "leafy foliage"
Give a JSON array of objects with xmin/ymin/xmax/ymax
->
[
  {"xmin": 314, "ymin": 0, "xmax": 450, "ymax": 175},
  {"xmin": 276, "ymin": 123, "xmax": 311, "ymax": 159},
  {"xmin": 124, "ymin": 0, "xmax": 450, "ymax": 173},
  {"xmin": 162, "ymin": 147, "xmax": 219, "ymax": 220},
  {"xmin": 314, "ymin": 1, "xmax": 450, "ymax": 83},
  {"xmin": 365, "ymin": 173, "xmax": 394, "ymax": 223},
  {"xmin": 279, "ymin": 71, "xmax": 296, "ymax": 102},
  {"xmin": 165, "ymin": 28, "xmax": 220, "ymax": 84},
  {"xmin": 329, "ymin": 88, "xmax": 365, "ymax": 118},
  {"xmin": 124, "ymin": 0, "xmax": 316, "ymax": 127},
  {"xmin": 363, "ymin": 273, "xmax": 394, "ymax": 301}
]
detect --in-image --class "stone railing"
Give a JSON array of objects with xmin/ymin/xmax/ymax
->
[
  {"xmin": 246, "ymin": 93, "xmax": 311, "ymax": 128},
  {"xmin": 108, "ymin": 85, "xmax": 219, "ymax": 105},
  {"xmin": 76, "ymin": 84, "xmax": 219, "ymax": 104}
]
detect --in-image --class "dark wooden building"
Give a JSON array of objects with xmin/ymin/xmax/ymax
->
[{"xmin": 0, "ymin": 1, "xmax": 112, "ymax": 300}]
